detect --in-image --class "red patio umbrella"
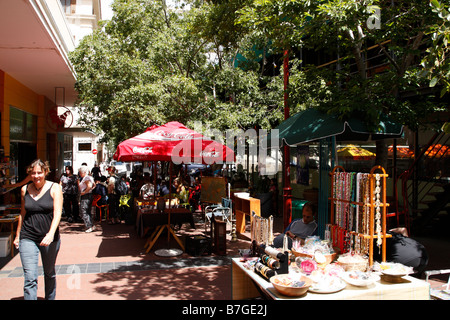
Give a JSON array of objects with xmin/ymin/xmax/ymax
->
[
  {"xmin": 113, "ymin": 121, "xmax": 235, "ymax": 164},
  {"xmin": 113, "ymin": 121, "xmax": 235, "ymax": 254}
]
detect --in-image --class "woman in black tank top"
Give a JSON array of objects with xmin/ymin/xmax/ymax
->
[{"xmin": 14, "ymin": 159, "xmax": 63, "ymax": 300}]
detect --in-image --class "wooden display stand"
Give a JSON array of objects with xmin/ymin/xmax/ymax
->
[
  {"xmin": 328, "ymin": 165, "xmax": 391, "ymax": 267},
  {"xmin": 232, "ymin": 195, "xmax": 260, "ymax": 234}
]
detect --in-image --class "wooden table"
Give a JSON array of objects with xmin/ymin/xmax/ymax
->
[
  {"xmin": 137, "ymin": 208, "xmax": 195, "ymax": 236},
  {"xmin": 137, "ymin": 208, "xmax": 195, "ymax": 253},
  {"xmin": 231, "ymin": 258, "xmax": 430, "ymax": 300}
]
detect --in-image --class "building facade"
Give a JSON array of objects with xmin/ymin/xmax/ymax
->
[{"xmin": 0, "ymin": 0, "xmax": 103, "ymax": 197}]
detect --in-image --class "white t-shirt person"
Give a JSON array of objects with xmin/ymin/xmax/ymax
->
[{"xmin": 273, "ymin": 203, "xmax": 318, "ymax": 249}]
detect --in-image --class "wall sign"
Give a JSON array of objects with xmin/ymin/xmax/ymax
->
[{"xmin": 46, "ymin": 106, "xmax": 73, "ymax": 131}]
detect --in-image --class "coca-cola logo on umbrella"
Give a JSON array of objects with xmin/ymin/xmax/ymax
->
[
  {"xmin": 133, "ymin": 146, "xmax": 153, "ymax": 154},
  {"xmin": 153, "ymin": 129, "xmax": 195, "ymax": 140}
]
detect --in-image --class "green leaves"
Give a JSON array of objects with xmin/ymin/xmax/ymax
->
[
  {"xmin": 69, "ymin": 0, "xmax": 449, "ymax": 151},
  {"xmin": 70, "ymin": 0, "xmax": 285, "ymax": 149},
  {"xmin": 237, "ymin": 0, "xmax": 447, "ymax": 130},
  {"xmin": 423, "ymin": 0, "xmax": 450, "ymax": 96}
]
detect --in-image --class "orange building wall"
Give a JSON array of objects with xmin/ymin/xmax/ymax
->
[{"xmin": 0, "ymin": 70, "xmax": 56, "ymax": 162}]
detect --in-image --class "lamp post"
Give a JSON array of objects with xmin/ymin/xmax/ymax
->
[{"xmin": 282, "ymin": 49, "xmax": 292, "ymax": 230}]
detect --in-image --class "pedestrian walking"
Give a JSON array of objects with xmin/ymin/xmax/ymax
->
[
  {"xmin": 14, "ymin": 159, "xmax": 62, "ymax": 300},
  {"xmin": 78, "ymin": 165, "xmax": 95, "ymax": 232},
  {"xmin": 60, "ymin": 165, "xmax": 79, "ymax": 223}
]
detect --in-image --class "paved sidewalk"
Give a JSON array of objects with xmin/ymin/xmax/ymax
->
[{"xmin": 0, "ymin": 211, "xmax": 257, "ymax": 300}]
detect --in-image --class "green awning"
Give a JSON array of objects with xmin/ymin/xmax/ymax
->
[{"xmin": 270, "ymin": 108, "xmax": 404, "ymax": 147}]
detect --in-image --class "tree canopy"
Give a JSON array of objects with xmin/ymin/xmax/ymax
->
[
  {"xmin": 422, "ymin": 0, "xmax": 450, "ymax": 97},
  {"xmin": 237, "ymin": 0, "xmax": 448, "ymax": 132},
  {"xmin": 70, "ymin": 0, "xmax": 449, "ymax": 150},
  {"xmin": 70, "ymin": 0, "xmax": 284, "ymax": 148}
]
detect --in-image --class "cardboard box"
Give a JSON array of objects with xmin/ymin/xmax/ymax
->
[
  {"xmin": 0, "ymin": 233, "xmax": 11, "ymax": 257},
  {"xmin": 185, "ymin": 235, "xmax": 212, "ymax": 256}
]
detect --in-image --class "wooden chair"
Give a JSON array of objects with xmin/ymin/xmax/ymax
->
[{"xmin": 92, "ymin": 194, "xmax": 109, "ymax": 222}]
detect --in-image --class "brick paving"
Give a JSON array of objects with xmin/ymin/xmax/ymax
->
[{"xmin": 0, "ymin": 211, "xmax": 253, "ymax": 300}]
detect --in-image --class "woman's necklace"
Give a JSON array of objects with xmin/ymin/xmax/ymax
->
[{"xmin": 33, "ymin": 182, "xmax": 45, "ymax": 197}]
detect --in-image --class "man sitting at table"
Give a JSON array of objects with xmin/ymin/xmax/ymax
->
[
  {"xmin": 140, "ymin": 173, "xmax": 155, "ymax": 200},
  {"xmin": 273, "ymin": 202, "xmax": 318, "ymax": 249}
]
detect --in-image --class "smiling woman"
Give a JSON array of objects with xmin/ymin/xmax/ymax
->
[{"xmin": 14, "ymin": 159, "xmax": 63, "ymax": 300}]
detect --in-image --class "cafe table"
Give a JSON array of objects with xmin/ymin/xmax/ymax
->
[
  {"xmin": 136, "ymin": 207, "xmax": 195, "ymax": 252},
  {"xmin": 231, "ymin": 258, "xmax": 430, "ymax": 300},
  {"xmin": 136, "ymin": 207, "xmax": 195, "ymax": 236}
]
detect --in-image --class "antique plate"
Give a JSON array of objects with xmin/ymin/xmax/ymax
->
[
  {"xmin": 341, "ymin": 271, "xmax": 380, "ymax": 287},
  {"xmin": 380, "ymin": 262, "xmax": 413, "ymax": 277},
  {"xmin": 308, "ymin": 278, "xmax": 346, "ymax": 294}
]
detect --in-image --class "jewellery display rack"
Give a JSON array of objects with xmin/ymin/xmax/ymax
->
[
  {"xmin": 251, "ymin": 242, "xmax": 289, "ymax": 281},
  {"xmin": 327, "ymin": 165, "xmax": 391, "ymax": 267}
]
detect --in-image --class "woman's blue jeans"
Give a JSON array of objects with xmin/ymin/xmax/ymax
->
[{"xmin": 19, "ymin": 238, "xmax": 61, "ymax": 300}]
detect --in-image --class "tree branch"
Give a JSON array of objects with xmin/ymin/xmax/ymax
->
[{"xmin": 376, "ymin": 42, "xmax": 401, "ymax": 73}]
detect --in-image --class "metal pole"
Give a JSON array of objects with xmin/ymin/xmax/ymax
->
[{"xmin": 282, "ymin": 49, "xmax": 292, "ymax": 230}]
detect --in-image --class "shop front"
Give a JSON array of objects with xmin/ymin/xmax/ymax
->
[{"xmin": 0, "ymin": 72, "xmax": 65, "ymax": 203}]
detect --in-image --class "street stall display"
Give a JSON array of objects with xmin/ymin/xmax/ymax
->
[
  {"xmin": 232, "ymin": 257, "xmax": 429, "ymax": 300},
  {"xmin": 233, "ymin": 232, "xmax": 429, "ymax": 299},
  {"xmin": 326, "ymin": 165, "xmax": 391, "ymax": 267},
  {"xmin": 231, "ymin": 164, "xmax": 430, "ymax": 300}
]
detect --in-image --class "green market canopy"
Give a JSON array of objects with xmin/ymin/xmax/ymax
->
[{"xmin": 271, "ymin": 108, "xmax": 404, "ymax": 147}]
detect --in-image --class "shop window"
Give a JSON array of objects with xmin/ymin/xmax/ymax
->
[
  {"xmin": 9, "ymin": 106, "xmax": 37, "ymax": 143},
  {"xmin": 78, "ymin": 143, "xmax": 92, "ymax": 151},
  {"xmin": 59, "ymin": 0, "xmax": 76, "ymax": 14}
]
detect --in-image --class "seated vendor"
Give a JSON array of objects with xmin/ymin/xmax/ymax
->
[
  {"xmin": 273, "ymin": 202, "xmax": 318, "ymax": 249},
  {"xmin": 373, "ymin": 227, "xmax": 429, "ymax": 275}
]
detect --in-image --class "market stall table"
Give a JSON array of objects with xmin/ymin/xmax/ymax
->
[
  {"xmin": 135, "ymin": 197, "xmax": 156, "ymax": 209},
  {"xmin": 231, "ymin": 258, "xmax": 430, "ymax": 300},
  {"xmin": 137, "ymin": 207, "xmax": 195, "ymax": 253}
]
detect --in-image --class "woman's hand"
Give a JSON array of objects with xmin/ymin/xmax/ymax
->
[
  {"xmin": 13, "ymin": 236, "xmax": 20, "ymax": 249},
  {"xmin": 40, "ymin": 232, "xmax": 54, "ymax": 247}
]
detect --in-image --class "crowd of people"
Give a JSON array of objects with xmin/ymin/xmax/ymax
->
[
  {"xmin": 59, "ymin": 163, "xmax": 132, "ymax": 230},
  {"xmin": 57, "ymin": 162, "xmax": 208, "ymax": 231},
  {"xmin": 129, "ymin": 166, "xmax": 202, "ymax": 211}
]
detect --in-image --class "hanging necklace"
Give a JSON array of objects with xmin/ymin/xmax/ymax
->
[{"xmin": 374, "ymin": 174, "xmax": 382, "ymax": 251}]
